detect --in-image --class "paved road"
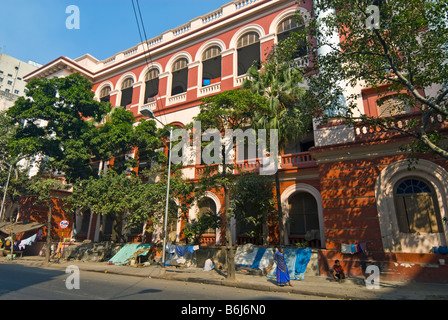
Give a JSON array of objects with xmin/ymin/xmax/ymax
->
[{"xmin": 0, "ymin": 263, "xmax": 332, "ymax": 301}]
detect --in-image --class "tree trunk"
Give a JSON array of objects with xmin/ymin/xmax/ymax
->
[
  {"xmin": 46, "ymin": 204, "xmax": 52, "ymax": 263},
  {"xmin": 275, "ymin": 171, "xmax": 285, "ymax": 245},
  {"xmin": 224, "ymin": 184, "xmax": 236, "ymax": 281}
]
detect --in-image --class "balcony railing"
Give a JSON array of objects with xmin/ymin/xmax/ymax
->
[
  {"xmin": 194, "ymin": 152, "xmax": 316, "ymax": 178},
  {"xmin": 281, "ymin": 152, "xmax": 316, "ymax": 169},
  {"xmin": 198, "ymin": 83, "xmax": 221, "ymax": 97},
  {"xmin": 167, "ymin": 92, "xmax": 187, "ymax": 105},
  {"xmin": 234, "ymin": 158, "xmax": 261, "ymax": 173},
  {"xmin": 354, "ymin": 111, "xmax": 448, "ymax": 142}
]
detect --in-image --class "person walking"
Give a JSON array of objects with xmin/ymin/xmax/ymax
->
[{"xmin": 274, "ymin": 247, "xmax": 292, "ymax": 287}]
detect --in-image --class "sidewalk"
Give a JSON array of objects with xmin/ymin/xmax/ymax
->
[{"xmin": 1, "ymin": 255, "xmax": 448, "ymax": 300}]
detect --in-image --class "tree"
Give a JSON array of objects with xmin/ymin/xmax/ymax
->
[
  {"xmin": 193, "ymin": 89, "xmax": 268, "ymax": 280},
  {"xmin": 6, "ymin": 73, "xmax": 111, "ymax": 182},
  {"xmin": 126, "ymin": 163, "xmax": 196, "ymax": 243},
  {"xmin": 182, "ymin": 210, "xmax": 222, "ymax": 245},
  {"xmin": 0, "ymin": 110, "xmax": 30, "ymax": 222},
  {"xmin": 242, "ymin": 61, "xmax": 311, "ymax": 245},
  {"xmin": 231, "ymin": 172, "xmax": 275, "ymax": 245},
  {"xmin": 68, "ymin": 170, "xmax": 135, "ymax": 242},
  {"xmin": 282, "ymin": 0, "xmax": 448, "ymax": 159}
]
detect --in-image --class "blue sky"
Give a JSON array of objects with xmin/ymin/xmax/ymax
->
[{"xmin": 0, "ymin": 0, "xmax": 230, "ymax": 65}]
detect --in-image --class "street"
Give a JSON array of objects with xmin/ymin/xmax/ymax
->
[{"xmin": 0, "ymin": 263, "xmax": 330, "ymax": 300}]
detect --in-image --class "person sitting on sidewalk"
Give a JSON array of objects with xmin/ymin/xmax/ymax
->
[
  {"xmin": 203, "ymin": 258, "xmax": 214, "ymax": 271},
  {"xmin": 332, "ymin": 260, "xmax": 345, "ymax": 283}
]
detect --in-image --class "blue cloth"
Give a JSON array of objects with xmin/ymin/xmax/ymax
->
[
  {"xmin": 294, "ymin": 248, "xmax": 312, "ymax": 280},
  {"xmin": 250, "ymin": 248, "xmax": 267, "ymax": 269},
  {"xmin": 108, "ymin": 244, "xmax": 152, "ymax": 265},
  {"xmin": 175, "ymin": 245, "xmax": 189, "ymax": 257}
]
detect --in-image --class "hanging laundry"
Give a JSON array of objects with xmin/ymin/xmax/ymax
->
[
  {"xmin": 165, "ymin": 243, "xmax": 176, "ymax": 254},
  {"xmin": 357, "ymin": 242, "xmax": 367, "ymax": 253},
  {"xmin": 341, "ymin": 243, "xmax": 352, "ymax": 254},
  {"xmin": 18, "ymin": 233, "xmax": 37, "ymax": 250},
  {"xmin": 175, "ymin": 245, "xmax": 189, "ymax": 258}
]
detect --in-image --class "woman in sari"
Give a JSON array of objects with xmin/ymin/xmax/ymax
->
[{"xmin": 274, "ymin": 247, "xmax": 293, "ymax": 287}]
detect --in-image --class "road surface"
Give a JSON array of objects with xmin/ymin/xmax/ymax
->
[{"xmin": 0, "ymin": 263, "xmax": 331, "ymax": 301}]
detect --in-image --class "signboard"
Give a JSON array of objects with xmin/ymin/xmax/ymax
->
[{"xmin": 59, "ymin": 220, "xmax": 69, "ymax": 229}]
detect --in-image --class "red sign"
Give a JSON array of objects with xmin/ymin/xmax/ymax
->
[{"xmin": 59, "ymin": 220, "xmax": 69, "ymax": 229}]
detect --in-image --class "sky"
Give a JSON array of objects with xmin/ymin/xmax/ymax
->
[{"xmin": 0, "ymin": 0, "xmax": 230, "ymax": 65}]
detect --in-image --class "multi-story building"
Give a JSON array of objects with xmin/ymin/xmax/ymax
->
[
  {"xmin": 23, "ymin": 0, "xmax": 448, "ymax": 282},
  {"xmin": 0, "ymin": 53, "xmax": 40, "ymax": 111}
]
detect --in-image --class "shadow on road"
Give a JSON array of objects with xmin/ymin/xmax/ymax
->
[{"xmin": 0, "ymin": 263, "xmax": 66, "ymax": 297}]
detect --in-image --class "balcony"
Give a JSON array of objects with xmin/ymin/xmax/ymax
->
[
  {"xmin": 234, "ymin": 158, "xmax": 261, "ymax": 173},
  {"xmin": 198, "ymin": 83, "xmax": 221, "ymax": 97},
  {"xmin": 281, "ymin": 152, "xmax": 316, "ymax": 169},
  {"xmin": 354, "ymin": 111, "xmax": 448, "ymax": 143},
  {"xmin": 167, "ymin": 92, "xmax": 187, "ymax": 105},
  {"xmin": 194, "ymin": 152, "xmax": 316, "ymax": 179}
]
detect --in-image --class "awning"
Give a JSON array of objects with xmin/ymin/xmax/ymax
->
[{"xmin": 0, "ymin": 221, "xmax": 45, "ymax": 234}]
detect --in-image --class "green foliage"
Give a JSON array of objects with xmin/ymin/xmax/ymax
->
[
  {"xmin": 277, "ymin": 0, "xmax": 448, "ymax": 158},
  {"xmin": 231, "ymin": 173, "xmax": 275, "ymax": 244},
  {"xmin": 5, "ymin": 73, "xmax": 165, "ymax": 182},
  {"xmin": 195, "ymin": 89, "xmax": 268, "ymax": 132},
  {"xmin": 6, "ymin": 73, "xmax": 111, "ymax": 181},
  {"xmin": 28, "ymin": 177, "xmax": 69, "ymax": 206},
  {"xmin": 67, "ymin": 164, "xmax": 195, "ymax": 241},
  {"xmin": 183, "ymin": 210, "xmax": 222, "ymax": 245},
  {"xmin": 242, "ymin": 61, "xmax": 311, "ymax": 150}
]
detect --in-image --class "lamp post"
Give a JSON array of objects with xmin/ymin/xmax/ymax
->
[
  {"xmin": 0, "ymin": 162, "xmax": 12, "ymax": 222},
  {"xmin": 140, "ymin": 107, "xmax": 173, "ymax": 267}
]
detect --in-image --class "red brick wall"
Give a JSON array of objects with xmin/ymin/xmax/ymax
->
[{"xmin": 18, "ymin": 194, "xmax": 72, "ymax": 241}]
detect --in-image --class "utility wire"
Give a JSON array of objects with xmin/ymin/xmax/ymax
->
[{"xmin": 131, "ymin": 0, "xmax": 168, "ymax": 126}]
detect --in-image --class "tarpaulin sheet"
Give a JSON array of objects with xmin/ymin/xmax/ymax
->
[
  {"xmin": 235, "ymin": 244, "xmax": 274, "ymax": 271},
  {"xmin": 108, "ymin": 243, "xmax": 152, "ymax": 265},
  {"xmin": 0, "ymin": 221, "xmax": 45, "ymax": 234},
  {"xmin": 267, "ymin": 248, "xmax": 312, "ymax": 281}
]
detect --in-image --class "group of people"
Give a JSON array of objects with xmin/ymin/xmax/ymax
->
[{"xmin": 274, "ymin": 247, "xmax": 345, "ymax": 285}]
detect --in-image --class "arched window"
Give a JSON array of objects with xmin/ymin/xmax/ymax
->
[
  {"xmin": 120, "ymin": 77, "xmax": 134, "ymax": 108},
  {"xmin": 394, "ymin": 178, "xmax": 443, "ymax": 233},
  {"xmin": 144, "ymin": 68, "xmax": 159, "ymax": 103},
  {"xmin": 376, "ymin": 95, "xmax": 410, "ymax": 117},
  {"xmin": 237, "ymin": 32, "xmax": 260, "ymax": 76},
  {"xmin": 171, "ymin": 58, "xmax": 189, "ymax": 96},
  {"xmin": 277, "ymin": 16, "xmax": 307, "ymax": 58},
  {"xmin": 288, "ymin": 192, "xmax": 319, "ymax": 235},
  {"xmin": 198, "ymin": 197, "xmax": 217, "ymax": 235},
  {"xmin": 99, "ymin": 86, "xmax": 111, "ymax": 103},
  {"xmin": 202, "ymin": 46, "xmax": 221, "ymax": 86}
]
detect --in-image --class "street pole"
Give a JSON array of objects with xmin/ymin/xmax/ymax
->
[
  {"xmin": 162, "ymin": 127, "xmax": 173, "ymax": 267},
  {"xmin": 140, "ymin": 106, "xmax": 173, "ymax": 268},
  {"xmin": 0, "ymin": 163, "xmax": 12, "ymax": 222}
]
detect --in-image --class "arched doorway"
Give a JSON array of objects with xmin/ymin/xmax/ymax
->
[
  {"xmin": 281, "ymin": 183, "xmax": 324, "ymax": 247},
  {"xmin": 287, "ymin": 192, "xmax": 320, "ymax": 247},
  {"xmin": 188, "ymin": 192, "xmax": 221, "ymax": 246}
]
